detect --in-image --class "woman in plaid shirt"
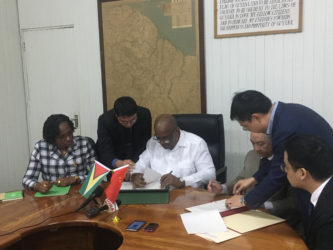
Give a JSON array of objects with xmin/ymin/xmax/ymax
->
[{"xmin": 22, "ymin": 114, "xmax": 95, "ymax": 193}]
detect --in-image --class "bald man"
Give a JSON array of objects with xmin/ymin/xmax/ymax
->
[
  {"xmin": 208, "ymin": 133, "xmax": 301, "ymax": 233},
  {"xmin": 131, "ymin": 114, "xmax": 216, "ymax": 189}
]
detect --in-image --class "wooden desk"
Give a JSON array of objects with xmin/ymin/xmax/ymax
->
[{"xmin": 0, "ymin": 186, "xmax": 307, "ymax": 250}]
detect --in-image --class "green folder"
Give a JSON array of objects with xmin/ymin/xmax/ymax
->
[
  {"xmin": 0, "ymin": 190, "xmax": 23, "ymax": 201},
  {"xmin": 35, "ymin": 185, "xmax": 70, "ymax": 197},
  {"xmin": 117, "ymin": 188, "xmax": 169, "ymax": 205}
]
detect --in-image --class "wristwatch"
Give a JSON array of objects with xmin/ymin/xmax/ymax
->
[{"xmin": 240, "ymin": 195, "xmax": 246, "ymax": 206}]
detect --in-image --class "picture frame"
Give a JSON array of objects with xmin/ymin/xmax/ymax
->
[
  {"xmin": 215, "ymin": 0, "xmax": 303, "ymax": 38},
  {"xmin": 98, "ymin": 0, "xmax": 206, "ymax": 116}
]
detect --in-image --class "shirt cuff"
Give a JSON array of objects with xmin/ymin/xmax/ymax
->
[
  {"xmin": 264, "ymin": 201, "xmax": 274, "ymax": 211},
  {"xmin": 112, "ymin": 158, "xmax": 119, "ymax": 167},
  {"xmin": 221, "ymin": 184, "xmax": 229, "ymax": 195}
]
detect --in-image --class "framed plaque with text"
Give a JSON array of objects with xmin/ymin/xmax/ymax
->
[{"xmin": 215, "ymin": 0, "xmax": 303, "ymax": 38}]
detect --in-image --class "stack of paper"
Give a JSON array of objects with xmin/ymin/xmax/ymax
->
[
  {"xmin": 180, "ymin": 209, "xmax": 241, "ymax": 243},
  {"xmin": 183, "ymin": 199, "xmax": 285, "ymax": 243}
]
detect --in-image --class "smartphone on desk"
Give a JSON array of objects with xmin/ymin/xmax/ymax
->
[
  {"xmin": 144, "ymin": 223, "xmax": 159, "ymax": 232},
  {"xmin": 125, "ymin": 220, "xmax": 146, "ymax": 231}
]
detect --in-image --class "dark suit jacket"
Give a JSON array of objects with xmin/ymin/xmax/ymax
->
[
  {"xmin": 96, "ymin": 106, "xmax": 151, "ymax": 169},
  {"xmin": 245, "ymin": 102, "xmax": 333, "ymax": 209},
  {"xmin": 306, "ymin": 177, "xmax": 333, "ymax": 250},
  {"xmin": 229, "ymin": 150, "xmax": 301, "ymax": 230}
]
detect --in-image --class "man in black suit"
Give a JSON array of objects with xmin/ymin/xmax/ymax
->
[
  {"xmin": 283, "ymin": 135, "xmax": 333, "ymax": 250},
  {"xmin": 96, "ymin": 96, "xmax": 151, "ymax": 174}
]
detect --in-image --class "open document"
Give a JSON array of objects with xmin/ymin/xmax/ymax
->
[
  {"xmin": 120, "ymin": 168, "xmax": 162, "ymax": 190},
  {"xmin": 185, "ymin": 199, "xmax": 285, "ymax": 243}
]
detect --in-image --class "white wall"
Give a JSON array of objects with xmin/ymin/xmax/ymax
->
[
  {"xmin": 0, "ymin": 0, "xmax": 30, "ymax": 192},
  {"xmin": 204, "ymin": 0, "xmax": 333, "ymax": 181}
]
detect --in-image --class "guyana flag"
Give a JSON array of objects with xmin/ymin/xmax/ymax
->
[{"xmin": 79, "ymin": 161, "xmax": 110, "ymax": 198}]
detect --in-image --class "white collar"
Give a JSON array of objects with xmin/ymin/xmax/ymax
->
[{"xmin": 311, "ymin": 176, "xmax": 332, "ymax": 207}]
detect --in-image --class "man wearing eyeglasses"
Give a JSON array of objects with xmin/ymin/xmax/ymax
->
[
  {"xmin": 131, "ymin": 114, "xmax": 216, "ymax": 189},
  {"xmin": 96, "ymin": 96, "xmax": 151, "ymax": 176}
]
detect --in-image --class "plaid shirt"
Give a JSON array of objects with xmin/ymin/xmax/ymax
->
[{"xmin": 22, "ymin": 136, "xmax": 95, "ymax": 189}]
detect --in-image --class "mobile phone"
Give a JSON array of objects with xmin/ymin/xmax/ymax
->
[
  {"xmin": 144, "ymin": 223, "xmax": 159, "ymax": 232},
  {"xmin": 125, "ymin": 220, "xmax": 146, "ymax": 231}
]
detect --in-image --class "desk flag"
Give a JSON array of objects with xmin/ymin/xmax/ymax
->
[
  {"xmin": 105, "ymin": 164, "xmax": 129, "ymax": 203},
  {"xmin": 79, "ymin": 161, "xmax": 110, "ymax": 198}
]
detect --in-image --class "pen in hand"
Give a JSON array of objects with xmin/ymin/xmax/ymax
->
[{"xmin": 160, "ymin": 171, "xmax": 173, "ymax": 188}]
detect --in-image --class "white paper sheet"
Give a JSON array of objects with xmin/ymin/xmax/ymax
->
[
  {"xmin": 180, "ymin": 209, "xmax": 227, "ymax": 234},
  {"xmin": 120, "ymin": 168, "xmax": 162, "ymax": 190}
]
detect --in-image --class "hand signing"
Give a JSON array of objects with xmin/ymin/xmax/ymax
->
[{"xmin": 160, "ymin": 173, "xmax": 184, "ymax": 189}]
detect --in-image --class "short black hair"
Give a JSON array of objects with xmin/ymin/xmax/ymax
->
[
  {"xmin": 230, "ymin": 90, "xmax": 272, "ymax": 121},
  {"xmin": 43, "ymin": 114, "xmax": 75, "ymax": 144},
  {"xmin": 285, "ymin": 135, "xmax": 333, "ymax": 181},
  {"xmin": 114, "ymin": 96, "xmax": 137, "ymax": 117}
]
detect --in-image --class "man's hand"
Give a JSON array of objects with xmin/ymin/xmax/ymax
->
[
  {"xmin": 34, "ymin": 181, "xmax": 53, "ymax": 193},
  {"xmin": 116, "ymin": 159, "xmax": 135, "ymax": 181},
  {"xmin": 232, "ymin": 177, "xmax": 257, "ymax": 195},
  {"xmin": 131, "ymin": 173, "xmax": 146, "ymax": 188},
  {"xmin": 160, "ymin": 173, "xmax": 185, "ymax": 189},
  {"xmin": 225, "ymin": 195, "xmax": 244, "ymax": 209},
  {"xmin": 55, "ymin": 176, "xmax": 80, "ymax": 187},
  {"xmin": 207, "ymin": 180, "xmax": 223, "ymax": 194}
]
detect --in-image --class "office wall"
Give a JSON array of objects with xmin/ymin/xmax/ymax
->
[
  {"xmin": 0, "ymin": 0, "xmax": 30, "ymax": 192},
  {"xmin": 204, "ymin": 0, "xmax": 333, "ymax": 180}
]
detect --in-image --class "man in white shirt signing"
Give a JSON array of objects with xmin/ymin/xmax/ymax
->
[{"xmin": 131, "ymin": 114, "xmax": 216, "ymax": 189}]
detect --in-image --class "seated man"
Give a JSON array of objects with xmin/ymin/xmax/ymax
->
[
  {"xmin": 208, "ymin": 133, "xmax": 300, "ymax": 231},
  {"xmin": 96, "ymin": 96, "xmax": 151, "ymax": 172},
  {"xmin": 22, "ymin": 114, "xmax": 95, "ymax": 193},
  {"xmin": 283, "ymin": 135, "xmax": 333, "ymax": 250},
  {"xmin": 132, "ymin": 114, "xmax": 216, "ymax": 189}
]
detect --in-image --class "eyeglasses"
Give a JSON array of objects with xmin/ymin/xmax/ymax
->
[
  {"xmin": 153, "ymin": 128, "xmax": 176, "ymax": 144},
  {"xmin": 153, "ymin": 136, "xmax": 171, "ymax": 144}
]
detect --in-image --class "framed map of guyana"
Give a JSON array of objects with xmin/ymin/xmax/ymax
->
[{"xmin": 98, "ymin": 0, "xmax": 206, "ymax": 121}]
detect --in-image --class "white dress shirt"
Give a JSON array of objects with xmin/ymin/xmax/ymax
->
[{"xmin": 133, "ymin": 130, "xmax": 216, "ymax": 188}]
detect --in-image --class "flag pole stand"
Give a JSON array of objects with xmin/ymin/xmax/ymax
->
[{"xmin": 104, "ymin": 198, "xmax": 119, "ymax": 213}]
